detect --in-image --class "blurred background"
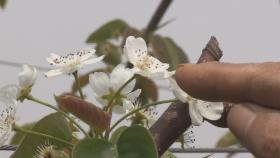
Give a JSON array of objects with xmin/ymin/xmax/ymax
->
[{"xmin": 1, "ymin": 0, "xmax": 280, "ymax": 157}]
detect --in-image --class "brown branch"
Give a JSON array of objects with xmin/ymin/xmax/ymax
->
[
  {"xmin": 143, "ymin": 0, "xmax": 173, "ymax": 40},
  {"xmin": 149, "ymin": 36, "xmax": 226, "ymax": 156}
]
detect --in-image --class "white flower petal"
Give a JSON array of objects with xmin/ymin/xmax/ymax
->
[
  {"xmin": 124, "ymin": 36, "xmax": 148, "ymax": 65},
  {"xmin": 124, "ymin": 36, "xmax": 170, "ymax": 80},
  {"xmin": 121, "ymin": 79, "xmax": 136, "ymax": 95},
  {"xmin": 0, "ymin": 85, "xmax": 19, "ymax": 104},
  {"xmin": 145, "ymin": 56, "xmax": 169, "ymax": 72},
  {"xmin": 189, "ymin": 101, "xmax": 203, "ymax": 126},
  {"xmin": 149, "ymin": 71, "xmax": 170, "ymax": 80},
  {"xmin": 50, "ymin": 53, "xmax": 60, "ymax": 59},
  {"xmin": 198, "ymin": 101, "xmax": 224, "ymax": 120},
  {"xmin": 18, "ymin": 64, "xmax": 37, "ymax": 89},
  {"xmin": 82, "ymin": 55, "xmax": 104, "ymax": 65},
  {"xmin": 126, "ymin": 89, "xmax": 141, "ymax": 103},
  {"xmin": 89, "ymin": 72, "xmax": 110, "ymax": 97},
  {"xmin": 110, "ymin": 64, "xmax": 135, "ymax": 93},
  {"xmin": 46, "ymin": 53, "xmax": 63, "ymax": 66},
  {"xmin": 45, "ymin": 69, "xmax": 64, "ymax": 78},
  {"xmin": 0, "ymin": 86, "xmax": 17, "ymax": 146},
  {"xmin": 123, "ymin": 99, "xmax": 135, "ymax": 113},
  {"xmin": 169, "ymin": 78, "xmax": 188, "ymax": 103},
  {"xmin": 46, "ymin": 49, "xmax": 104, "ymax": 77},
  {"xmin": 112, "ymin": 105, "xmax": 126, "ymax": 114},
  {"xmin": 79, "ymin": 48, "xmax": 96, "ymax": 61}
]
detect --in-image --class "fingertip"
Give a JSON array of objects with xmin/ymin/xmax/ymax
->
[{"xmin": 175, "ymin": 64, "xmax": 196, "ymax": 93}]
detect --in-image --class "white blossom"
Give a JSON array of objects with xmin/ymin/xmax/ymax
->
[
  {"xmin": 89, "ymin": 64, "xmax": 141, "ymax": 114},
  {"xmin": 124, "ymin": 36, "xmax": 173, "ymax": 79},
  {"xmin": 45, "ymin": 48, "xmax": 104, "ymax": 77},
  {"xmin": 0, "ymin": 85, "xmax": 18, "ymax": 146},
  {"xmin": 169, "ymin": 78, "xmax": 224, "ymax": 126},
  {"xmin": 125, "ymin": 100, "xmax": 157, "ymax": 127},
  {"xmin": 18, "ymin": 64, "xmax": 37, "ymax": 90}
]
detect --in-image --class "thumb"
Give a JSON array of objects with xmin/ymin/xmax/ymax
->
[{"xmin": 227, "ymin": 103, "xmax": 280, "ymax": 158}]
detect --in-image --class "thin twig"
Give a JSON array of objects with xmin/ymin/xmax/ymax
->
[
  {"xmin": 169, "ymin": 148, "xmax": 249, "ymax": 154},
  {"xmin": 0, "ymin": 60, "xmax": 49, "ymax": 71},
  {"xmin": 144, "ymin": 0, "xmax": 173, "ymax": 40},
  {"xmin": 0, "ymin": 145, "xmax": 250, "ymax": 154},
  {"xmin": 73, "ymin": 71, "xmax": 85, "ymax": 99},
  {"xmin": 14, "ymin": 125, "xmax": 74, "ymax": 147},
  {"xmin": 27, "ymin": 95, "xmax": 90, "ymax": 138},
  {"xmin": 0, "ymin": 145, "xmax": 17, "ymax": 151}
]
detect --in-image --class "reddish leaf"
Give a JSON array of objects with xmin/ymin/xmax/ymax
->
[{"xmin": 57, "ymin": 95, "xmax": 111, "ymax": 132}]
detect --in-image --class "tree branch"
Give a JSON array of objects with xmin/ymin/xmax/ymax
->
[
  {"xmin": 150, "ymin": 36, "xmax": 227, "ymax": 156},
  {"xmin": 144, "ymin": 0, "xmax": 173, "ymax": 39}
]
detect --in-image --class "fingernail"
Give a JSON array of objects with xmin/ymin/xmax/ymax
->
[{"xmin": 227, "ymin": 105, "xmax": 256, "ymax": 142}]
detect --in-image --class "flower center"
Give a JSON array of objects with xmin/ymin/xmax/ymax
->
[
  {"xmin": 101, "ymin": 88, "xmax": 124, "ymax": 105},
  {"xmin": 136, "ymin": 56, "xmax": 152, "ymax": 70}
]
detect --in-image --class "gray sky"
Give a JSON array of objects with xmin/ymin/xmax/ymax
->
[{"xmin": 1, "ymin": 0, "xmax": 280, "ymax": 157}]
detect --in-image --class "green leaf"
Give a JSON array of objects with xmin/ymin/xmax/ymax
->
[
  {"xmin": 117, "ymin": 126, "xmax": 158, "ymax": 158},
  {"xmin": 72, "ymin": 139, "xmax": 117, "ymax": 158},
  {"xmin": 87, "ymin": 19, "xmax": 129, "ymax": 43},
  {"xmin": 13, "ymin": 113, "xmax": 72, "ymax": 158},
  {"xmin": 135, "ymin": 76, "xmax": 158, "ymax": 104},
  {"xmin": 151, "ymin": 35, "xmax": 189, "ymax": 70},
  {"xmin": 96, "ymin": 41, "xmax": 122, "ymax": 66},
  {"xmin": 0, "ymin": 0, "xmax": 6, "ymax": 8},
  {"xmin": 9, "ymin": 122, "xmax": 35, "ymax": 145},
  {"xmin": 110, "ymin": 126, "xmax": 128, "ymax": 144},
  {"xmin": 216, "ymin": 131, "xmax": 239, "ymax": 147}
]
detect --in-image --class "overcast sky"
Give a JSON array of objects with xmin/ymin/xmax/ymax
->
[{"xmin": 1, "ymin": 0, "xmax": 280, "ymax": 157}]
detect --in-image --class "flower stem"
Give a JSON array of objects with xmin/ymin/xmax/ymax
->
[
  {"xmin": 104, "ymin": 75, "xmax": 137, "ymax": 139},
  {"xmin": 73, "ymin": 71, "xmax": 85, "ymax": 100},
  {"xmin": 26, "ymin": 95, "xmax": 90, "ymax": 138},
  {"xmin": 105, "ymin": 75, "xmax": 137, "ymax": 112},
  {"xmin": 13, "ymin": 125, "xmax": 74, "ymax": 147},
  {"xmin": 109, "ymin": 98, "xmax": 178, "ymax": 132}
]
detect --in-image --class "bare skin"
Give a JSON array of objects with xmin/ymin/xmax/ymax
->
[{"xmin": 175, "ymin": 62, "xmax": 280, "ymax": 158}]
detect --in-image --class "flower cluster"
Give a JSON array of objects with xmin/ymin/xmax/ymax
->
[
  {"xmin": 89, "ymin": 64, "xmax": 141, "ymax": 114},
  {"xmin": 0, "ymin": 36, "xmax": 224, "ymax": 153},
  {"xmin": 45, "ymin": 36, "xmax": 223, "ymax": 126}
]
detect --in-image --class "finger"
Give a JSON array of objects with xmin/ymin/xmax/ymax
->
[
  {"xmin": 175, "ymin": 62, "xmax": 280, "ymax": 109},
  {"xmin": 227, "ymin": 103, "xmax": 280, "ymax": 158}
]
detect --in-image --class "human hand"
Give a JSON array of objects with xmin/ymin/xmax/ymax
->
[{"xmin": 175, "ymin": 61, "xmax": 280, "ymax": 158}]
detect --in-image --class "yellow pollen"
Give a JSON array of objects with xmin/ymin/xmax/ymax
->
[{"xmin": 136, "ymin": 56, "xmax": 151, "ymax": 70}]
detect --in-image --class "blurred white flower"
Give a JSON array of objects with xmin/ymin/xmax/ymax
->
[
  {"xmin": 169, "ymin": 78, "xmax": 224, "ymax": 126},
  {"xmin": 89, "ymin": 64, "xmax": 141, "ymax": 114},
  {"xmin": 18, "ymin": 64, "xmax": 37, "ymax": 90},
  {"xmin": 0, "ymin": 85, "xmax": 18, "ymax": 146},
  {"xmin": 124, "ymin": 36, "xmax": 173, "ymax": 79},
  {"xmin": 45, "ymin": 48, "xmax": 104, "ymax": 77},
  {"xmin": 125, "ymin": 100, "xmax": 157, "ymax": 127}
]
